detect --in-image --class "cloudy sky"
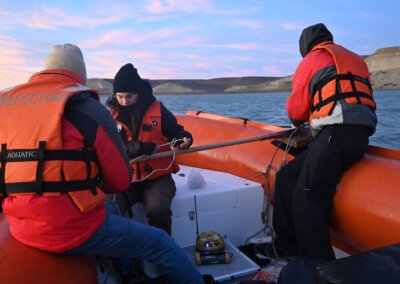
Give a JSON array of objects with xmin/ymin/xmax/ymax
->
[{"xmin": 1, "ymin": 0, "xmax": 399, "ymax": 90}]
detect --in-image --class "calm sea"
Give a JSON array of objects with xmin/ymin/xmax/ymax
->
[{"xmin": 101, "ymin": 90, "xmax": 400, "ymax": 151}]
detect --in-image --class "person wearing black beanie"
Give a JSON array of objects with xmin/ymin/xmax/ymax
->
[
  {"xmin": 106, "ymin": 63, "xmax": 193, "ymax": 236},
  {"xmin": 113, "ymin": 63, "xmax": 145, "ymax": 94},
  {"xmin": 272, "ymin": 23, "xmax": 377, "ymax": 270}
]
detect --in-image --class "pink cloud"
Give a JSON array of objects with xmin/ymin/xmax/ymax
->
[
  {"xmin": 79, "ymin": 30, "xmax": 133, "ymax": 49},
  {"xmin": 224, "ymin": 43, "xmax": 262, "ymax": 50},
  {"xmin": 194, "ymin": 62, "xmax": 209, "ymax": 68},
  {"xmin": 262, "ymin": 43, "xmax": 299, "ymax": 55},
  {"xmin": 3, "ymin": 6, "xmax": 124, "ymax": 31},
  {"xmin": 0, "ymin": 69, "xmax": 31, "ymax": 91},
  {"xmin": 184, "ymin": 54, "xmax": 201, "ymax": 59},
  {"xmin": 159, "ymin": 36, "xmax": 205, "ymax": 48},
  {"xmin": 145, "ymin": 0, "xmax": 212, "ymax": 14},
  {"xmin": 80, "ymin": 27, "xmax": 186, "ymax": 50},
  {"xmin": 262, "ymin": 66, "xmax": 284, "ymax": 76},
  {"xmin": 0, "ymin": 40, "xmax": 41, "ymax": 89},
  {"xmin": 85, "ymin": 48, "xmax": 173, "ymax": 79},
  {"xmin": 355, "ymin": 11, "xmax": 379, "ymax": 19},
  {"xmin": 231, "ymin": 18, "xmax": 263, "ymax": 29},
  {"xmin": 217, "ymin": 55, "xmax": 252, "ymax": 62},
  {"xmin": 281, "ymin": 22, "xmax": 303, "ymax": 31},
  {"xmin": 145, "ymin": 66, "xmax": 187, "ymax": 79}
]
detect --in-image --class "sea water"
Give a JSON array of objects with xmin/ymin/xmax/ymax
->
[{"xmin": 101, "ymin": 90, "xmax": 400, "ymax": 150}]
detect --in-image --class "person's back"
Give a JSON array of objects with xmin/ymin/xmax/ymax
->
[
  {"xmin": 1, "ymin": 44, "xmax": 132, "ymax": 252},
  {"xmin": 287, "ymin": 23, "xmax": 377, "ymax": 136},
  {"xmin": 273, "ymin": 23, "xmax": 377, "ymax": 264},
  {"xmin": 1, "ymin": 44, "xmax": 208, "ymax": 284}
]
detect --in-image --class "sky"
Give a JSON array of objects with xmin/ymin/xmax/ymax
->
[{"xmin": 1, "ymin": 0, "xmax": 399, "ymax": 90}]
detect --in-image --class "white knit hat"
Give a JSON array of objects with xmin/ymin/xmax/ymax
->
[{"xmin": 44, "ymin": 43, "xmax": 87, "ymax": 84}]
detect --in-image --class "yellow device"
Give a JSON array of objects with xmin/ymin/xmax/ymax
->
[
  {"xmin": 195, "ymin": 231, "xmax": 225, "ymax": 252},
  {"xmin": 193, "ymin": 196, "xmax": 231, "ymax": 265}
]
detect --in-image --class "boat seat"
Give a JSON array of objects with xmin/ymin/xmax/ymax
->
[{"xmin": 0, "ymin": 213, "xmax": 98, "ymax": 284}]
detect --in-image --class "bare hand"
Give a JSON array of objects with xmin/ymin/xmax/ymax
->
[{"xmin": 178, "ymin": 137, "xmax": 192, "ymax": 149}]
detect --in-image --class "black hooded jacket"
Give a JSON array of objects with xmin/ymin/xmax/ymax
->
[{"xmin": 299, "ymin": 23, "xmax": 333, "ymax": 58}]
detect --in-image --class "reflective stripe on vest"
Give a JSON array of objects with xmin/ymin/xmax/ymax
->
[
  {"xmin": 0, "ymin": 70, "xmax": 105, "ymax": 213},
  {"xmin": 309, "ymin": 43, "xmax": 376, "ymax": 121}
]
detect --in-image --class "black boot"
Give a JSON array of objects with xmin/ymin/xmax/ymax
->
[
  {"xmin": 121, "ymin": 260, "xmax": 150, "ymax": 284},
  {"xmin": 203, "ymin": 274, "xmax": 218, "ymax": 284}
]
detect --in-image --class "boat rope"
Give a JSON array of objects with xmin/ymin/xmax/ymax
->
[
  {"xmin": 250, "ymin": 126, "xmax": 304, "ymax": 261},
  {"xmin": 129, "ymin": 138, "xmax": 184, "ymax": 183},
  {"xmin": 248, "ymin": 142, "xmax": 281, "ymax": 246}
]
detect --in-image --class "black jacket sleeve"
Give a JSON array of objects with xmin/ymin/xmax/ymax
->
[
  {"xmin": 160, "ymin": 103, "xmax": 193, "ymax": 147},
  {"xmin": 65, "ymin": 92, "xmax": 132, "ymax": 193}
]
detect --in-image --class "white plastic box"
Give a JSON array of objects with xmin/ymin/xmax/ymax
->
[{"xmin": 131, "ymin": 165, "xmax": 266, "ymax": 248}]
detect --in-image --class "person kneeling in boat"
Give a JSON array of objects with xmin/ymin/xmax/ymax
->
[
  {"xmin": 105, "ymin": 63, "xmax": 193, "ymax": 237},
  {"xmin": 272, "ymin": 23, "xmax": 377, "ymax": 262},
  {"xmin": 0, "ymin": 44, "xmax": 205, "ymax": 284}
]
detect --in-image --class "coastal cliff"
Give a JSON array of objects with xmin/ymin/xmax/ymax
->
[{"xmin": 87, "ymin": 46, "xmax": 400, "ymax": 96}]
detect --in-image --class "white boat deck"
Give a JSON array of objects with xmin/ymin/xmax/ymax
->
[
  {"xmin": 127, "ymin": 165, "xmax": 349, "ymax": 283},
  {"xmin": 131, "ymin": 165, "xmax": 268, "ymax": 248}
]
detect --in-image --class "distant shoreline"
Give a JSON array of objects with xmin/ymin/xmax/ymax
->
[{"xmin": 98, "ymin": 88, "xmax": 399, "ymax": 98}]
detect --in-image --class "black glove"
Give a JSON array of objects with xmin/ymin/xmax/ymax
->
[
  {"xmin": 125, "ymin": 141, "xmax": 141, "ymax": 159},
  {"xmin": 141, "ymin": 142, "xmax": 157, "ymax": 155}
]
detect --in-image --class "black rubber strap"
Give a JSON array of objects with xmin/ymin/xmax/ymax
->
[
  {"xmin": 0, "ymin": 149, "xmax": 98, "ymax": 163},
  {"xmin": 311, "ymin": 91, "xmax": 375, "ymax": 113},
  {"xmin": 34, "ymin": 141, "xmax": 46, "ymax": 194},
  {"xmin": 45, "ymin": 149, "xmax": 98, "ymax": 162},
  {"xmin": 83, "ymin": 147, "xmax": 97, "ymax": 195},
  {"xmin": 0, "ymin": 144, "xmax": 6, "ymax": 195},
  {"xmin": 4, "ymin": 178, "xmax": 98, "ymax": 194}
]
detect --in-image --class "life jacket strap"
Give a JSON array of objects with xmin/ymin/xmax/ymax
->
[
  {"xmin": 0, "ymin": 148, "xmax": 98, "ymax": 162},
  {"xmin": 0, "ymin": 143, "xmax": 99, "ymax": 196},
  {"xmin": 3, "ymin": 177, "xmax": 99, "ymax": 194},
  {"xmin": 0, "ymin": 144, "xmax": 7, "ymax": 195},
  {"xmin": 34, "ymin": 141, "xmax": 46, "ymax": 194},
  {"xmin": 82, "ymin": 147, "xmax": 97, "ymax": 195},
  {"xmin": 311, "ymin": 73, "xmax": 375, "ymax": 114}
]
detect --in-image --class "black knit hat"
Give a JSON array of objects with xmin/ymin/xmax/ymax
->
[
  {"xmin": 113, "ymin": 63, "xmax": 144, "ymax": 93},
  {"xmin": 299, "ymin": 23, "xmax": 333, "ymax": 58}
]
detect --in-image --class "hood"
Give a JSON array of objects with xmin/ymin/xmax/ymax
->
[{"xmin": 299, "ymin": 23, "xmax": 333, "ymax": 58}]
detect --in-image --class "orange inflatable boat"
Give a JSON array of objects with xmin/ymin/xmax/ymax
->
[
  {"xmin": 1, "ymin": 110, "xmax": 399, "ymax": 282},
  {"xmin": 175, "ymin": 111, "xmax": 400, "ymax": 255}
]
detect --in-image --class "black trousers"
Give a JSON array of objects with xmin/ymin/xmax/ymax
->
[
  {"xmin": 272, "ymin": 124, "xmax": 370, "ymax": 261},
  {"xmin": 109, "ymin": 174, "xmax": 176, "ymax": 236}
]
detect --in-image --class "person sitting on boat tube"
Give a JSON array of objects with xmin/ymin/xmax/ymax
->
[
  {"xmin": 272, "ymin": 23, "xmax": 377, "ymax": 262},
  {"xmin": 0, "ymin": 44, "xmax": 205, "ymax": 284},
  {"xmin": 105, "ymin": 63, "xmax": 193, "ymax": 237}
]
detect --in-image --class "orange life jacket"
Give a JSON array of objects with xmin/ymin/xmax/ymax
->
[
  {"xmin": 0, "ymin": 70, "xmax": 105, "ymax": 213},
  {"xmin": 110, "ymin": 101, "xmax": 179, "ymax": 181},
  {"xmin": 309, "ymin": 43, "xmax": 376, "ymax": 122}
]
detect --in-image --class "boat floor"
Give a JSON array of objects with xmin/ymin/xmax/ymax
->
[
  {"xmin": 101, "ymin": 164, "xmax": 349, "ymax": 283},
  {"xmin": 126, "ymin": 165, "xmax": 283, "ymax": 283}
]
